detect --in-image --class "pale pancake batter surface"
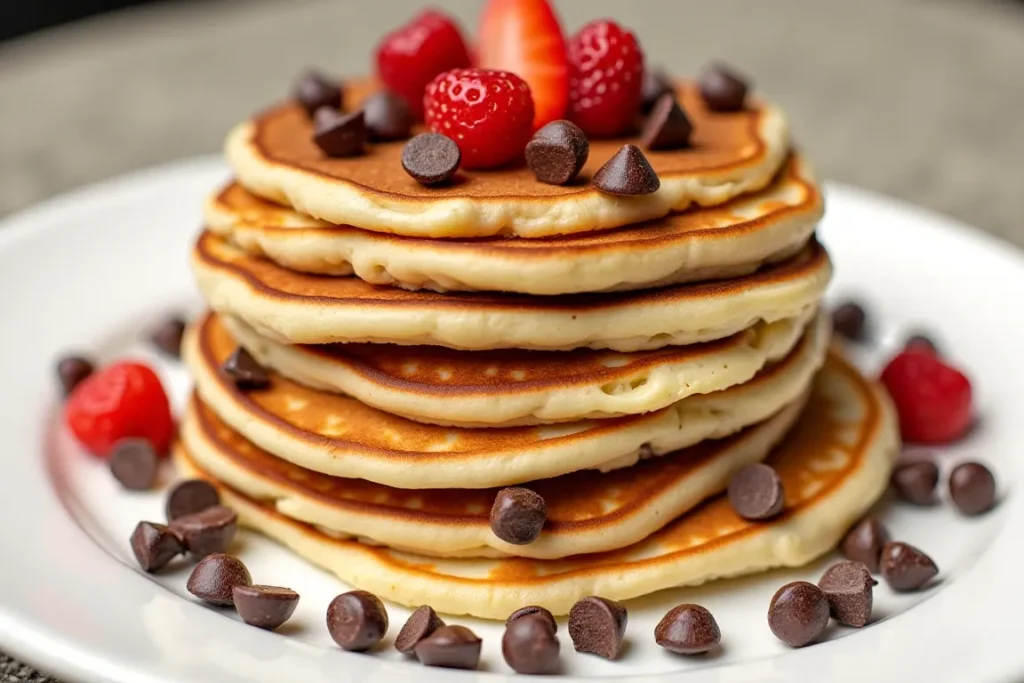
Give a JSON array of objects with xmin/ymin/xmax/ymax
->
[
  {"xmin": 176, "ymin": 393, "xmax": 805, "ymax": 560},
  {"xmin": 205, "ymin": 155, "xmax": 821, "ymax": 295},
  {"xmin": 191, "ymin": 232, "xmax": 830, "ymax": 351},
  {"xmin": 184, "ymin": 352, "xmax": 898, "ymax": 618},
  {"xmin": 183, "ymin": 312, "xmax": 830, "ymax": 489},
  {"xmin": 226, "ymin": 80, "xmax": 790, "ymax": 239}
]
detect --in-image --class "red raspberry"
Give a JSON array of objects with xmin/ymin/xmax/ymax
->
[
  {"xmin": 567, "ymin": 20, "xmax": 645, "ymax": 137},
  {"xmin": 880, "ymin": 349, "xmax": 973, "ymax": 444},
  {"xmin": 375, "ymin": 10, "xmax": 471, "ymax": 119},
  {"xmin": 64, "ymin": 361, "xmax": 174, "ymax": 458},
  {"xmin": 424, "ymin": 68, "xmax": 535, "ymax": 169}
]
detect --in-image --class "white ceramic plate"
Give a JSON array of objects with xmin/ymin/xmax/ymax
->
[{"xmin": 0, "ymin": 158, "xmax": 1020, "ymax": 683}]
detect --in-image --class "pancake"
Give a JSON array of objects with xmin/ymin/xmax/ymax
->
[
  {"xmin": 204, "ymin": 154, "xmax": 821, "ymax": 295},
  {"xmin": 175, "ymin": 391, "xmax": 806, "ymax": 560},
  {"xmin": 191, "ymin": 232, "xmax": 830, "ymax": 351},
  {"xmin": 179, "ymin": 351, "xmax": 898, "ymax": 618},
  {"xmin": 183, "ymin": 311, "xmax": 830, "ymax": 489},
  {"xmin": 222, "ymin": 308, "xmax": 817, "ymax": 427},
  {"xmin": 226, "ymin": 79, "xmax": 790, "ymax": 239}
]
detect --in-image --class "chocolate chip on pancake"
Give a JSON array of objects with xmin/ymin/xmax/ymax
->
[
  {"xmin": 840, "ymin": 516, "xmax": 890, "ymax": 573},
  {"xmin": 727, "ymin": 463, "xmax": 785, "ymax": 520},
  {"xmin": 187, "ymin": 553, "xmax": 251, "ymax": 606},
  {"xmin": 880, "ymin": 541, "xmax": 938, "ymax": 591},
  {"xmin": 818, "ymin": 561, "xmax": 875, "ymax": 627},
  {"xmin": 130, "ymin": 521, "xmax": 184, "ymax": 572},
  {"xmin": 502, "ymin": 613, "xmax": 560, "ymax": 675},
  {"xmin": 525, "ymin": 120, "xmax": 589, "ymax": 185},
  {"xmin": 149, "ymin": 316, "xmax": 186, "ymax": 358},
  {"xmin": 699, "ymin": 62, "xmax": 749, "ymax": 112},
  {"xmin": 592, "ymin": 144, "xmax": 660, "ymax": 196},
  {"xmin": 293, "ymin": 70, "xmax": 343, "ymax": 117},
  {"xmin": 326, "ymin": 590, "xmax": 389, "ymax": 652},
  {"xmin": 507, "ymin": 605, "xmax": 557, "ymax": 634},
  {"xmin": 490, "ymin": 487, "xmax": 546, "ymax": 544},
  {"xmin": 57, "ymin": 355, "xmax": 94, "ymax": 396},
  {"xmin": 832, "ymin": 301, "xmax": 868, "ymax": 341},
  {"xmin": 395, "ymin": 605, "xmax": 445, "ymax": 656},
  {"xmin": 891, "ymin": 460, "xmax": 939, "ymax": 505},
  {"xmin": 109, "ymin": 438, "xmax": 159, "ymax": 490},
  {"xmin": 169, "ymin": 505, "xmax": 238, "ymax": 558},
  {"xmin": 166, "ymin": 479, "xmax": 220, "ymax": 521},
  {"xmin": 641, "ymin": 94, "xmax": 693, "ymax": 151},
  {"xmin": 313, "ymin": 107, "xmax": 367, "ymax": 158},
  {"xmin": 402, "ymin": 133, "xmax": 461, "ymax": 186},
  {"xmin": 232, "ymin": 585, "xmax": 300, "ymax": 630},
  {"xmin": 568, "ymin": 596, "xmax": 628, "ymax": 660},
  {"xmin": 414, "ymin": 625, "xmax": 482, "ymax": 670},
  {"xmin": 222, "ymin": 347, "xmax": 270, "ymax": 390},
  {"xmin": 949, "ymin": 462, "xmax": 997, "ymax": 515},
  {"xmin": 767, "ymin": 581, "xmax": 829, "ymax": 647},
  {"xmin": 363, "ymin": 90, "xmax": 414, "ymax": 142},
  {"xmin": 655, "ymin": 604, "xmax": 721, "ymax": 654},
  {"xmin": 641, "ymin": 68, "xmax": 674, "ymax": 113}
]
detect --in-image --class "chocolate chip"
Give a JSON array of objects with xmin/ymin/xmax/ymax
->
[
  {"xmin": 293, "ymin": 70, "xmax": 343, "ymax": 117},
  {"xmin": 507, "ymin": 605, "xmax": 557, "ymax": 634},
  {"xmin": 880, "ymin": 541, "xmax": 938, "ymax": 591},
  {"xmin": 169, "ymin": 505, "xmax": 238, "ymax": 558},
  {"xmin": 313, "ymin": 107, "xmax": 367, "ymax": 158},
  {"xmin": 525, "ymin": 120, "xmax": 589, "ymax": 185},
  {"xmin": 402, "ymin": 133, "xmax": 461, "ymax": 186},
  {"xmin": 130, "ymin": 521, "xmax": 184, "ymax": 572},
  {"xmin": 840, "ymin": 516, "xmax": 890, "ymax": 573},
  {"xmin": 232, "ymin": 585, "xmax": 300, "ymax": 630},
  {"xmin": 592, "ymin": 144, "xmax": 660, "ymax": 196},
  {"xmin": 57, "ymin": 355, "xmax": 94, "ymax": 396},
  {"xmin": 567, "ymin": 596, "xmax": 627, "ymax": 660},
  {"xmin": 363, "ymin": 90, "xmax": 414, "ymax": 142},
  {"xmin": 949, "ymin": 462, "xmax": 997, "ymax": 515},
  {"xmin": 818, "ymin": 561, "xmax": 875, "ymax": 627},
  {"xmin": 326, "ymin": 590, "xmax": 389, "ymax": 652},
  {"xmin": 490, "ymin": 487, "xmax": 546, "ymax": 545},
  {"xmin": 641, "ymin": 68, "xmax": 674, "ymax": 113},
  {"xmin": 414, "ymin": 625, "xmax": 482, "ymax": 670},
  {"xmin": 767, "ymin": 581, "xmax": 829, "ymax": 648},
  {"xmin": 222, "ymin": 347, "xmax": 270, "ymax": 390},
  {"xmin": 904, "ymin": 332, "xmax": 939, "ymax": 355},
  {"xmin": 394, "ymin": 605, "xmax": 445, "ymax": 656},
  {"xmin": 654, "ymin": 604, "xmax": 721, "ymax": 655},
  {"xmin": 891, "ymin": 460, "xmax": 939, "ymax": 505},
  {"xmin": 727, "ymin": 463, "xmax": 785, "ymax": 520},
  {"xmin": 187, "ymin": 553, "xmax": 251, "ymax": 606},
  {"xmin": 149, "ymin": 316, "xmax": 186, "ymax": 358},
  {"xmin": 831, "ymin": 301, "xmax": 867, "ymax": 341},
  {"xmin": 109, "ymin": 438, "xmax": 159, "ymax": 491},
  {"xmin": 502, "ymin": 613, "xmax": 560, "ymax": 675},
  {"xmin": 699, "ymin": 62, "xmax": 749, "ymax": 112},
  {"xmin": 166, "ymin": 479, "xmax": 221, "ymax": 521},
  {"xmin": 640, "ymin": 94, "xmax": 692, "ymax": 151}
]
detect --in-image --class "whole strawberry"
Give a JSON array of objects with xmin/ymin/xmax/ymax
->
[
  {"xmin": 567, "ymin": 20, "xmax": 644, "ymax": 137},
  {"xmin": 424, "ymin": 68, "xmax": 535, "ymax": 169},
  {"xmin": 880, "ymin": 349, "xmax": 973, "ymax": 444}
]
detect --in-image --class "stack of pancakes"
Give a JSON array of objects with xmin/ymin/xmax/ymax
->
[{"xmin": 176, "ymin": 79, "xmax": 899, "ymax": 619}]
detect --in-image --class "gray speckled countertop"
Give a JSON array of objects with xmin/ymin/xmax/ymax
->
[{"xmin": 1, "ymin": 0, "xmax": 1023, "ymax": 679}]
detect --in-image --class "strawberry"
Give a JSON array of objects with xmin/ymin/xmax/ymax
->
[
  {"xmin": 477, "ymin": 0, "xmax": 569, "ymax": 131},
  {"xmin": 566, "ymin": 20, "xmax": 645, "ymax": 137},
  {"xmin": 424, "ymin": 68, "xmax": 535, "ymax": 169},
  {"xmin": 880, "ymin": 349, "xmax": 973, "ymax": 444},
  {"xmin": 64, "ymin": 361, "xmax": 174, "ymax": 458},
  {"xmin": 375, "ymin": 10, "xmax": 472, "ymax": 119}
]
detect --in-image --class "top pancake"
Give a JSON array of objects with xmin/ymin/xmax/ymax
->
[{"xmin": 226, "ymin": 79, "xmax": 790, "ymax": 239}]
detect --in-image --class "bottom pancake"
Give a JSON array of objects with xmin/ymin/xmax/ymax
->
[{"xmin": 176, "ymin": 351, "xmax": 898, "ymax": 618}]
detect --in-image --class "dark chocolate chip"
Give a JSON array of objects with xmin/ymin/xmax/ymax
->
[
  {"xmin": 891, "ymin": 460, "xmax": 939, "ymax": 505},
  {"xmin": 727, "ymin": 463, "xmax": 785, "ymax": 520},
  {"xmin": 294, "ymin": 70, "xmax": 343, "ymax": 117},
  {"xmin": 654, "ymin": 604, "xmax": 721, "ymax": 655},
  {"xmin": 402, "ymin": 133, "xmax": 461, "ymax": 186},
  {"xmin": 832, "ymin": 301, "xmax": 867, "ymax": 341},
  {"xmin": 490, "ymin": 487, "xmax": 547, "ymax": 545},
  {"xmin": 222, "ymin": 347, "xmax": 270, "ymax": 390},
  {"xmin": 904, "ymin": 332, "xmax": 939, "ymax": 355},
  {"xmin": 592, "ymin": 144, "xmax": 660, "ymax": 196},
  {"xmin": 949, "ymin": 462, "xmax": 997, "ymax": 516},
  {"xmin": 149, "ymin": 316, "xmax": 186, "ymax": 358},
  {"xmin": 130, "ymin": 521, "xmax": 184, "ymax": 572},
  {"xmin": 109, "ymin": 438, "xmax": 159, "ymax": 491},
  {"xmin": 567, "ymin": 596, "xmax": 627, "ymax": 660},
  {"xmin": 507, "ymin": 605, "xmax": 557, "ymax": 634},
  {"xmin": 502, "ymin": 613, "xmax": 560, "ymax": 675},
  {"xmin": 840, "ymin": 516, "xmax": 890, "ymax": 574},
  {"xmin": 57, "ymin": 355, "xmax": 94, "ymax": 396},
  {"xmin": 394, "ymin": 605, "xmax": 445, "ymax": 656},
  {"xmin": 699, "ymin": 62, "xmax": 749, "ymax": 112},
  {"xmin": 880, "ymin": 541, "xmax": 938, "ymax": 591},
  {"xmin": 169, "ymin": 505, "xmax": 238, "ymax": 558},
  {"xmin": 313, "ymin": 107, "xmax": 367, "ymax": 158},
  {"xmin": 363, "ymin": 90, "xmax": 414, "ymax": 142},
  {"xmin": 166, "ymin": 479, "xmax": 221, "ymax": 521},
  {"xmin": 232, "ymin": 585, "xmax": 300, "ymax": 630},
  {"xmin": 414, "ymin": 625, "xmax": 482, "ymax": 670},
  {"xmin": 640, "ymin": 94, "xmax": 693, "ymax": 151},
  {"xmin": 767, "ymin": 581, "xmax": 829, "ymax": 647},
  {"xmin": 326, "ymin": 590, "xmax": 389, "ymax": 652},
  {"xmin": 641, "ymin": 68, "xmax": 674, "ymax": 114},
  {"xmin": 525, "ymin": 120, "xmax": 589, "ymax": 185},
  {"xmin": 187, "ymin": 553, "xmax": 251, "ymax": 606},
  {"xmin": 818, "ymin": 561, "xmax": 875, "ymax": 627}
]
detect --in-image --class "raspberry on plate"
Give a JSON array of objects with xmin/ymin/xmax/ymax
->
[
  {"xmin": 880, "ymin": 349, "xmax": 973, "ymax": 444},
  {"xmin": 424, "ymin": 68, "xmax": 535, "ymax": 170},
  {"xmin": 567, "ymin": 20, "xmax": 645, "ymax": 137}
]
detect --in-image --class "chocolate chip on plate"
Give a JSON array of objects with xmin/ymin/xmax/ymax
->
[
  {"xmin": 363, "ymin": 90, "xmax": 414, "ymax": 142},
  {"xmin": 490, "ymin": 487, "xmax": 547, "ymax": 545},
  {"xmin": 507, "ymin": 605, "xmax": 557, "ymax": 634},
  {"xmin": 222, "ymin": 347, "xmax": 270, "ymax": 390},
  {"xmin": 568, "ymin": 596, "xmax": 628, "ymax": 660},
  {"xmin": 169, "ymin": 505, "xmax": 238, "ymax": 557},
  {"xmin": 232, "ymin": 585, "xmax": 300, "ymax": 630},
  {"xmin": 402, "ymin": 133, "xmax": 461, "ymax": 186},
  {"xmin": 904, "ymin": 332, "xmax": 939, "ymax": 355},
  {"xmin": 149, "ymin": 316, "xmax": 186, "ymax": 358},
  {"xmin": 502, "ymin": 613, "xmax": 560, "ymax": 675},
  {"xmin": 727, "ymin": 463, "xmax": 785, "ymax": 520},
  {"xmin": 949, "ymin": 462, "xmax": 997, "ymax": 515},
  {"xmin": 109, "ymin": 438, "xmax": 159, "ymax": 491},
  {"xmin": 187, "ymin": 553, "xmax": 251, "ymax": 606},
  {"xmin": 831, "ymin": 301, "xmax": 868, "ymax": 341},
  {"xmin": 414, "ymin": 625, "xmax": 482, "ymax": 670},
  {"xmin": 130, "ymin": 521, "xmax": 184, "ymax": 572},
  {"xmin": 699, "ymin": 62, "xmax": 749, "ymax": 112},
  {"xmin": 654, "ymin": 604, "xmax": 721, "ymax": 655},
  {"xmin": 57, "ymin": 355, "xmax": 94, "ymax": 396},
  {"xmin": 166, "ymin": 479, "xmax": 221, "ymax": 521},
  {"xmin": 840, "ymin": 516, "xmax": 890, "ymax": 573},
  {"xmin": 525, "ymin": 120, "xmax": 589, "ymax": 185},
  {"xmin": 326, "ymin": 590, "xmax": 389, "ymax": 652},
  {"xmin": 767, "ymin": 581, "xmax": 829, "ymax": 648},
  {"xmin": 394, "ymin": 605, "xmax": 446, "ymax": 656},
  {"xmin": 313, "ymin": 107, "xmax": 367, "ymax": 158},
  {"xmin": 294, "ymin": 70, "xmax": 343, "ymax": 117},
  {"xmin": 880, "ymin": 541, "xmax": 938, "ymax": 592},
  {"xmin": 592, "ymin": 144, "xmax": 660, "ymax": 196},
  {"xmin": 641, "ymin": 68, "xmax": 674, "ymax": 113},
  {"xmin": 640, "ymin": 94, "xmax": 692, "ymax": 151},
  {"xmin": 818, "ymin": 561, "xmax": 875, "ymax": 627},
  {"xmin": 891, "ymin": 460, "xmax": 939, "ymax": 505}
]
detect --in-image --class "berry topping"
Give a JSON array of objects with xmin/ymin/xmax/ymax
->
[
  {"xmin": 880, "ymin": 349, "xmax": 973, "ymax": 444},
  {"xmin": 567, "ymin": 20, "xmax": 644, "ymax": 137},
  {"xmin": 424, "ymin": 68, "xmax": 535, "ymax": 170},
  {"xmin": 375, "ymin": 10, "xmax": 471, "ymax": 119}
]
